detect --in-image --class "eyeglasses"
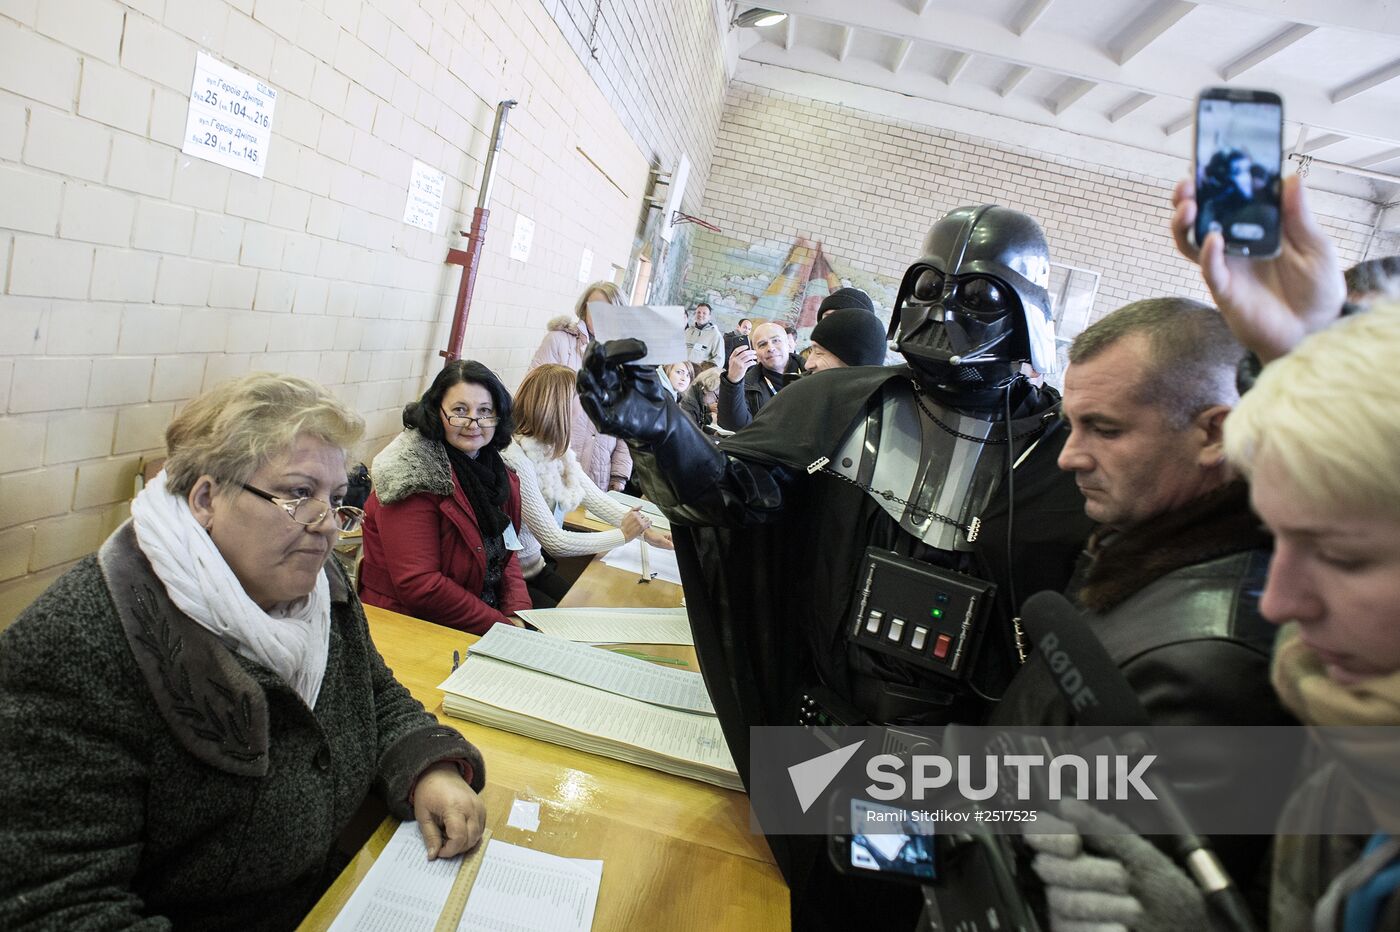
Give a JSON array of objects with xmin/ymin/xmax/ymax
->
[
  {"xmin": 441, "ymin": 409, "xmax": 500, "ymax": 428},
  {"xmin": 240, "ymin": 483, "xmax": 365, "ymax": 533}
]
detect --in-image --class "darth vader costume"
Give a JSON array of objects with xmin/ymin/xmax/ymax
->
[{"xmin": 578, "ymin": 205, "xmax": 1092, "ymax": 929}]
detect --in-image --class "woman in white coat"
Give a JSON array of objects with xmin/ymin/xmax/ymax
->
[{"xmin": 502, "ymin": 364, "xmax": 673, "ymax": 607}]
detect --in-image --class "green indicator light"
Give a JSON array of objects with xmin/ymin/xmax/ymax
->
[{"xmin": 930, "ymin": 608, "xmax": 944, "ymax": 619}]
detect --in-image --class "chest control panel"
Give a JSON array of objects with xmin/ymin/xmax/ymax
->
[{"xmin": 846, "ymin": 547, "xmax": 995, "ymax": 682}]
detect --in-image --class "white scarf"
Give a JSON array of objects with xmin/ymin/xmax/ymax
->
[
  {"xmin": 129, "ymin": 472, "xmax": 332, "ymax": 709},
  {"xmin": 515, "ymin": 436, "xmax": 588, "ymax": 514}
]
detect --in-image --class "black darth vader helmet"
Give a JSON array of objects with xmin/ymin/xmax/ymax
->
[{"xmin": 891, "ymin": 205, "xmax": 1056, "ymax": 387}]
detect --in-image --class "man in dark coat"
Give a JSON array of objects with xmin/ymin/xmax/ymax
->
[
  {"xmin": 994, "ymin": 298, "xmax": 1296, "ymax": 894},
  {"xmin": 717, "ymin": 320, "xmax": 802, "ymax": 430},
  {"xmin": 579, "ymin": 205, "xmax": 1094, "ymax": 929}
]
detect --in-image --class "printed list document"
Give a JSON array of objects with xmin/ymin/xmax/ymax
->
[
  {"xmin": 601, "ymin": 537, "xmax": 683, "ymax": 585},
  {"xmin": 328, "ymin": 820, "xmax": 457, "ymax": 932},
  {"xmin": 456, "ymin": 840, "xmax": 602, "ymax": 932},
  {"xmin": 438, "ymin": 656, "xmax": 741, "ymax": 790},
  {"xmin": 587, "ymin": 303, "xmax": 687, "ymax": 365},
  {"xmin": 515, "ymin": 606, "xmax": 693, "ymax": 645},
  {"xmin": 469, "ymin": 624, "xmax": 714, "ymax": 714}
]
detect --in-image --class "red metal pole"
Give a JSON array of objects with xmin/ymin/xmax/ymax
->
[{"xmin": 440, "ymin": 99, "xmax": 516, "ymax": 361}]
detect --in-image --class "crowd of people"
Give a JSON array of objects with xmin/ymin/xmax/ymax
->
[{"xmin": 1, "ymin": 163, "xmax": 1397, "ymax": 932}]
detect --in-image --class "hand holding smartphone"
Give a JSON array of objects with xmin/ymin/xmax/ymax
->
[{"xmin": 1194, "ymin": 88, "xmax": 1283, "ymax": 258}]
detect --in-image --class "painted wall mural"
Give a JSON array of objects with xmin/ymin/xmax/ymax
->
[{"xmin": 680, "ymin": 229, "xmax": 898, "ymax": 340}]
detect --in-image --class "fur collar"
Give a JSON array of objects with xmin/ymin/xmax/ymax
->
[
  {"xmin": 1075, "ymin": 480, "xmax": 1270, "ymax": 613},
  {"xmin": 97, "ymin": 522, "xmax": 350, "ymax": 777},
  {"xmin": 505, "ymin": 437, "xmax": 588, "ymax": 513},
  {"xmin": 371, "ymin": 429, "xmax": 453, "ymax": 505},
  {"xmin": 545, "ymin": 315, "xmax": 587, "ymax": 339}
]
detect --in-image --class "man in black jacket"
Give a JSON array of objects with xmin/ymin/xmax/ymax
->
[
  {"xmin": 995, "ymin": 297, "xmax": 1295, "ymax": 890},
  {"xmin": 717, "ymin": 320, "xmax": 801, "ymax": 430}
]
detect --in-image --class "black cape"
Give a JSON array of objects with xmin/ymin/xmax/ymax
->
[{"xmin": 631, "ymin": 365, "xmax": 1092, "ymax": 927}]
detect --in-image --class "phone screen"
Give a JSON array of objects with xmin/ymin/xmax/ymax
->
[
  {"xmin": 846, "ymin": 799, "xmax": 937, "ymax": 881},
  {"xmin": 1195, "ymin": 91, "xmax": 1283, "ymax": 257}
]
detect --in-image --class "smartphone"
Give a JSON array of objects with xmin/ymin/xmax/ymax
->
[
  {"xmin": 1194, "ymin": 87, "xmax": 1283, "ymax": 258},
  {"xmin": 829, "ymin": 798, "xmax": 937, "ymax": 883}
]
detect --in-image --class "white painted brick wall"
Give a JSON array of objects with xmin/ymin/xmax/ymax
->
[
  {"xmin": 692, "ymin": 83, "xmax": 1392, "ymax": 325},
  {"xmin": 1, "ymin": 0, "xmax": 727, "ymax": 623}
]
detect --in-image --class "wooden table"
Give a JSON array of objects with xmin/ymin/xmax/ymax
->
[{"xmin": 297, "ymin": 558, "xmax": 788, "ymax": 930}]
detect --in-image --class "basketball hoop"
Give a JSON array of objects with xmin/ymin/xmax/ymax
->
[{"xmin": 671, "ymin": 210, "xmax": 721, "ymax": 233}]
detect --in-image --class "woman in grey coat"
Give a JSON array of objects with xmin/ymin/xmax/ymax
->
[{"xmin": 0, "ymin": 373, "xmax": 488, "ymax": 930}]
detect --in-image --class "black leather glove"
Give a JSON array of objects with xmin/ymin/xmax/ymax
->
[{"xmin": 576, "ymin": 339, "xmax": 671, "ymax": 445}]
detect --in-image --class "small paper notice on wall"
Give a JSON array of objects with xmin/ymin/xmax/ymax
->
[
  {"xmin": 509, "ymin": 214, "xmax": 535, "ymax": 262},
  {"xmin": 182, "ymin": 51, "xmax": 277, "ymax": 178},
  {"xmin": 402, "ymin": 159, "xmax": 445, "ymax": 232},
  {"xmin": 577, "ymin": 248, "xmax": 593, "ymax": 283}
]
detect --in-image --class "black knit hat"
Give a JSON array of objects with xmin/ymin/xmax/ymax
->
[
  {"xmin": 810, "ymin": 308, "xmax": 888, "ymax": 367},
  {"xmin": 817, "ymin": 287, "xmax": 874, "ymax": 321}
]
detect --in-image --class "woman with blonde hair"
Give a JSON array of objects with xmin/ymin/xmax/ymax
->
[
  {"xmin": 502, "ymin": 364, "xmax": 672, "ymax": 607},
  {"xmin": 529, "ymin": 280, "xmax": 634, "ymax": 491},
  {"xmin": 0, "ymin": 373, "xmax": 486, "ymax": 929}
]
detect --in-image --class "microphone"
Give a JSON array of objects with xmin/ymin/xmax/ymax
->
[{"xmin": 1018, "ymin": 590, "xmax": 1258, "ymax": 932}]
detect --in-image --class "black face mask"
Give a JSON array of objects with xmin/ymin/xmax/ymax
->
[{"xmin": 891, "ymin": 205, "xmax": 1053, "ymax": 391}]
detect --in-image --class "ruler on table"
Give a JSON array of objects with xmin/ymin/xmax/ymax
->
[{"xmin": 431, "ymin": 827, "xmax": 493, "ymax": 932}]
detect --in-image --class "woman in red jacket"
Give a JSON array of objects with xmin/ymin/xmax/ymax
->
[{"xmin": 359, "ymin": 360, "xmax": 532, "ymax": 632}]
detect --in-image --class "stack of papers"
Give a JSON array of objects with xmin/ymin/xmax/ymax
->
[
  {"xmin": 439, "ymin": 626, "xmax": 739, "ymax": 790},
  {"xmin": 516, "ymin": 606, "xmax": 693, "ymax": 645}
]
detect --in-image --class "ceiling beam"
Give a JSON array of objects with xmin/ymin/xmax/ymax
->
[
  {"xmin": 944, "ymin": 51, "xmax": 972, "ymax": 85},
  {"xmin": 1220, "ymin": 23, "xmax": 1315, "ymax": 81},
  {"xmin": 890, "ymin": 38, "xmax": 913, "ymax": 73},
  {"xmin": 1355, "ymin": 147, "xmax": 1400, "ymax": 168},
  {"xmin": 1107, "ymin": 91, "xmax": 1154, "ymax": 123},
  {"xmin": 1182, "ymin": 0, "xmax": 1400, "ymax": 36},
  {"xmin": 1010, "ymin": 0, "xmax": 1054, "ymax": 36},
  {"xmin": 747, "ymin": 0, "xmax": 1400, "ymax": 150},
  {"xmin": 1049, "ymin": 78, "xmax": 1096, "ymax": 116},
  {"xmin": 784, "ymin": 14, "xmax": 796, "ymax": 50},
  {"xmin": 1301, "ymin": 133, "xmax": 1347, "ymax": 154},
  {"xmin": 1163, "ymin": 112, "xmax": 1193, "ymax": 136},
  {"xmin": 998, "ymin": 64, "xmax": 1031, "ymax": 97},
  {"xmin": 1292, "ymin": 124, "xmax": 1311, "ymax": 155},
  {"xmin": 1107, "ymin": 0, "xmax": 1195, "ymax": 66},
  {"xmin": 1330, "ymin": 58, "xmax": 1400, "ymax": 103},
  {"xmin": 836, "ymin": 24, "xmax": 854, "ymax": 62}
]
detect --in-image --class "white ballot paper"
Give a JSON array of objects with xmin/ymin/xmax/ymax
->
[
  {"xmin": 601, "ymin": 537, "xmax": 683, "ymax": 585},
  {"xmin": 470, "ymin": 624, "xmax": 714, "ymax": 714},
  {"xmin": 516, "ymin": 607, "xmax": 693, "ymax": 645},
  {"xmin": 587, "ymin": 304, "xmax": 687, "ymax": 365},
  {"xmin": 457, "ymin": 840, "xmax": 602, "ymax": 932},
  {"xmin": 327, "ymin": 820, "xmax": 457, "ymax": 931}
]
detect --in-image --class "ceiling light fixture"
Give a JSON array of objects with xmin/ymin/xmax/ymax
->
[{"xmin": 733, "ymin": 8, "xmax": 788, "ymax": 28}]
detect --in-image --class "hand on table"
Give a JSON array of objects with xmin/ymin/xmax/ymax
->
[
  {"xmin": 413, "ymin": 761, "xmax": 486, "ymax": 860},
  {"xmin": 1171, "ymin": 174, "xmax": 1345, "ymax": 362}
]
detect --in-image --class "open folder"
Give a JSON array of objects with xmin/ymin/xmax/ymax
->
[{"xmin": 438, "ymin": 627, "xmax": 740, "ymax": 790}]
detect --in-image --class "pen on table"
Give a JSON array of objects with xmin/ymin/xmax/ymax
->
[
  {"xmin": 638, "ymin": 537, "xmax": 651, "ymax": 584},
  {"xmin": 606, "ymin": 647, "xmax": 689, "ymax": 667},
  {"xmin": 452, "ymin": 649, "xmax": 460, "ymax": 671}
]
